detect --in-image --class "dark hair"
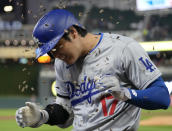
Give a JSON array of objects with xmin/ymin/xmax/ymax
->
[{"xmin": 62, "ymin": 25, "xmax": 87, "ymax": 41}]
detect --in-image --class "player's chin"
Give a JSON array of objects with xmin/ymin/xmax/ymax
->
[{"xmin": 64, "ymin": 57, "xmax": 76, "ymax": 65}]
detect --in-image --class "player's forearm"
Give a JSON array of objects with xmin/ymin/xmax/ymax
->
[{"xmin": 126, "ymin": 77, "xmax": 171, "ymax": 110}]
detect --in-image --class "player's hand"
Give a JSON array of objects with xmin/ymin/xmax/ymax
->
[
  {"xmin": 95, "ymin": 75, "xmax": 121, "ymax": 91},
  {"xmin": 108, "ymin": 88, "xmax": 131, "ymax": 101},
  {"xmin": 15, "ymin": 102, "xmax": 49, "ymax": 128},
  {"xmin": 96, "ymin": 75, "xmax": 131, "ymax": 101}
]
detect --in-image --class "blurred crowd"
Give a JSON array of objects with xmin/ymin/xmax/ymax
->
[{"xmin": 143, "ymin": 14, "xmax": 172, "ymax": 41}]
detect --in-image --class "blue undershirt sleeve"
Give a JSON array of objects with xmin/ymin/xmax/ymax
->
[{"xmin": 126, "ymin": 77, "xmax": 171, "ymax": 110}]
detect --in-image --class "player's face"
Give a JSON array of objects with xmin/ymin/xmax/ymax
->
[{"xmin": 48, "ymin": 34, "xmax": 82, "ymax": 65}]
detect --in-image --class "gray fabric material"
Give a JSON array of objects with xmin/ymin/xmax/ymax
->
[{"xmin": 54, "ymin": 33, "xmax": 161, "ymax": 131}]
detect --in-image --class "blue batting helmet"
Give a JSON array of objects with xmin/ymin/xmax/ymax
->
[{"xmin": 33, "ymin": 9, "xmax": 82, "ymax": 59}]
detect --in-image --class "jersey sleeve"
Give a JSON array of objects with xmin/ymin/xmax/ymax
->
[
  {"xmin": 121, "ymin": 40, "xmax": 161, "ymax": 90},
  {"xmin": 54, "ymin": 59, "xmax": 69, "ymax": 97}
]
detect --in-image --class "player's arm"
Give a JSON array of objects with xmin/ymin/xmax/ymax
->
[
  {"xmin": 97, "ymin": 75, "xmax": 170, "ymax": 110},
  {"xmin": 15, "ymin": 94, "xmax": 73, "ymax": 128},
  {"xmin": 125, "ymin": 76, "xmax": 171, "ymax": 110},
  {"xmin": 44, "ymin": 94, "xmax": 73, "ymax": 128},
  {"xmin": 115, "ymin": 40, "xmax": 171, "ymax": 110}
]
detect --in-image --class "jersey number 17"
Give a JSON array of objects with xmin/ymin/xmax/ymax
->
[{"xmin": 101, "ymin": 95, "xmax": 118, "ymax": 116}]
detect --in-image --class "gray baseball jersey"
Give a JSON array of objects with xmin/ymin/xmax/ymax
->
[{"xmin": 54, "ymin": 33, "xmax": 161, "ymax": 131}]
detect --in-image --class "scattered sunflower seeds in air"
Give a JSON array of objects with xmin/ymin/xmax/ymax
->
[
  {"xmin": 40, "ymin": 5, "xmax": 44, "ymax": 9},
  {"xmin": 27, "ymin": 10, "xmax": 32, "ymax": 14},
  {"xmin": 33, "ymin": 15, "xmax": 38, "ymax": 19},
  {"xmin": 101, "ymin": 18, "xmax": 104, "ymax": 22},
  {"xmin": 18, "ymin": 84, "xmax": 21, "ymax": 90},
  {"xmin": 99, "ymin": 9, "xmax": 104, "ymax": 14},
  {"xmin": 21, "ymin": 87, "xmax": 25, "ymax": 92},
  {"xmin": 59, "ymin": 44, "xmax": 63, "ymax": 49},
  {"xmin": 78, "ymin": 12, "xmax": 83, "ymax": 17},
  {"xmin": 64, "ymin": 29, "xmax": 68, "ymax": 33},
  {"xmin": 16, "ymin": 2, "xmax": 19, "ymax": 6},
  {"xmin": 22, "ymin": 68, "xmax": 27, "ymax": 71},
  {"xmin": 21, "ymin": 14, "xmax": 24, "ymax": 19},
  {"xmin": 52, "ymin": 48, "xmax": 56, "ymax": 52},
  {"xmin": 22, "ymin": 81, "xmax": 26, "ymax": 84}
]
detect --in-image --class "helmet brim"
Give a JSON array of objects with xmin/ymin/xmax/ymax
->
[{"xmin": 35, "ymin": 32, "xmax": 64, "ymax": 59}]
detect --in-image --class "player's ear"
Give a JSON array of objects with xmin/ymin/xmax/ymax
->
[{"xmin": 69, "ymin": 26, "xmax": 78, "ymax": 39}]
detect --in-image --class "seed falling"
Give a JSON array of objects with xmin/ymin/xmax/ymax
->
[
  {"xmin": 64, "ymin": 29, "xmax": 68, "ymax": 33},
  {"xmin": 28, "ymin": 10, "xmax": 32, "ymax": 14},
  {"xmin": 40, "ymin": 5, "xmax": 44, "ymax": 9},
  {"xmin": 59, "ymin": 44, "xmax": 63, "ymax": 49},
  {"xmin": 18, "ymin": 84, "xmax": 21, "ymax": 90},
  {"xmin": 22, "ymin": 68, "xmax": 27, "ymax": 71},
  {"xmin": 16, "ymin": 2, "xmax": 19, "ymax": 6},
  {"xmin": 21, "ymin": 14, "xmax": 24, "ymax": 19},
  {"xmin": 52, "ymin": 48, "xmax": 56, "ymax": 52},
  {"xmin": 33, "ymin": 15, "xmax": 38, "ymax": 19},
  {"xmin": 22, "ymin": 81, "xmax": 26, "ymax": 84},
  {"xmin": 99, "ymin": 9, "xmax": 104, "ymax": 14},
  {"xmin": 78, "ymin": 12, "xmax": 82, "ymax": 17}
]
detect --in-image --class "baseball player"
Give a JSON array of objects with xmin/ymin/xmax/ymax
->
[{"xmin": 15, "ymin": 9, "xmax": 171, "ymax": 131}]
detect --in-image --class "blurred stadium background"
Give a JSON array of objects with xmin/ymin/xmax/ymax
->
[{"xmin": 0, "ymin": 0, "xmax": 172, "ymax": 131}]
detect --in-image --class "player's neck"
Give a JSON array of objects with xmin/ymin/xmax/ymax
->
[{"xmin": 81, "ymin": 33, "xmax": 101, "ymax": 56}]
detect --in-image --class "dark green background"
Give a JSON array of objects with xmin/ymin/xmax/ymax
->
[{"xmin": 0, "ymin": 64, "xmax": 39, "ymax": 96}]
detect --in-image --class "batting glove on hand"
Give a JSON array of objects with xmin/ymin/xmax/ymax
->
[
  {"xmin": 96, "ymin": 75, "xmax": 121, "ymax": 91},
  {"xmin": 15, "ymin": 102, "xmax": 49, "ymax": 128},
  {"xmin": 96, "ymin": 75, "xmax": 131, "ymax": 101}
]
